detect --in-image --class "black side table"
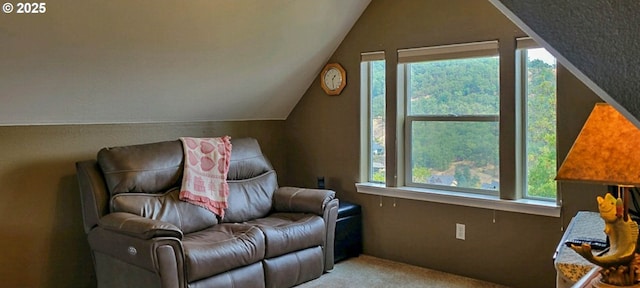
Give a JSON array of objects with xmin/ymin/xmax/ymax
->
[{"xmin": 334, "ymin": 201, "xmax": 362, "ymax": 263}]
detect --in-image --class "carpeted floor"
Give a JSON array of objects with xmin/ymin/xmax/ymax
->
[{"xmin": 296, "ymin": 255, "xmax": 510, "ymax": 288}]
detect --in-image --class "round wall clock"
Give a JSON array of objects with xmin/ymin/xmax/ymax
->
[{"xmin": 320, "ymin": 63, "xmax": 346, "ymax": 96}]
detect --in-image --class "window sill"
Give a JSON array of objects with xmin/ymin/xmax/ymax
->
[{"xmin": 355, "ymin": 182, "xmax": 560, "ymax": 217}]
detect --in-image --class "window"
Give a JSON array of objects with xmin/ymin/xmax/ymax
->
[
  {"xmin": 358, "ymin": 39, "xmax": 560, "ymax": 217},
  {"xmin": 400, "ymin": 41, "xmax": 500, "ymax": 194},
  {"xmin": 360, "ymin": 51, "xmax": 386, "ymax": 183},
  {"xmin": 516, "ymin": 38, "xmax": 557, "ymax": 200}
]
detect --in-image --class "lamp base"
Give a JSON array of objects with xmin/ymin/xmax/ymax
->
[{"xmin": 591, "ymin": 275, "xmax": 640, "ymax": 288}]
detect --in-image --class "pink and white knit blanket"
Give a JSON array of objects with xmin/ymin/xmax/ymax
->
[{"xmin": 179, "ymin": 136, "xmax": 232, "ymax": 218}]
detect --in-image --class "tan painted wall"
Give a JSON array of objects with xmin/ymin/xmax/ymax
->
[
  {"xmin": 0, "ymin": 121, "xmax": 284, "ymax": 287},
  {"xmin": 0, "ymin": 0, "xmax": 609, "ymax": 287},
  {"xmin": 284, "ymin": 0, "xmax": 603, "ymax": 287}
]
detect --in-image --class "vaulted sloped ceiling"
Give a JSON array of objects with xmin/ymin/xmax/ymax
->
[
  {"xmin": 489, "ymin": 0, "xmax": 640, "ymax": 128},
  {"xmin": 0, "ymin": 0, "xmax": 370, "ymax": 125}
]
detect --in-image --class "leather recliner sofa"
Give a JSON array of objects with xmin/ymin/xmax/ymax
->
[{"xmin": 76, "ymin": 137, "xmax": 339, "ymax": 288}]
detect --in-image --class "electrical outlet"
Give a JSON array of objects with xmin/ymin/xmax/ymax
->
[{"xmin": 456, "ymin": 223, "xmax": 465, "ymax": 240}]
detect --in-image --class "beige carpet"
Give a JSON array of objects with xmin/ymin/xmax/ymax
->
[{"xmin": 296, "ymin": 255, "xmax": 510, "ymax": 288}]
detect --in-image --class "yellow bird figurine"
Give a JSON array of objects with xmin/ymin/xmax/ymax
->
[{"xmin": 571, "ymin": 193, "xmax": 639, "ymax": 268}]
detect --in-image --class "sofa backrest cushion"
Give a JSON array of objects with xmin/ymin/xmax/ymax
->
[
  {"xmin": 111, "ymin": 188, "xmax": 218, "ymax": 233},
  {"xmin": 96, "ymin": 137, "xmax": 278, "ymax": 223},
  {"xmin": 98, "ymin": 138, "xmax": 275, "ymax": 196},
  {"xmin": 98, "ymin": 140, "xmax": 183, "ymax": 196},
  {"xmin": 226, "ymin": 138, "xmax": 274, "ymax": 180},
  {"xmin": 223, "ymin": 170, "xmax": 278, "ymax": 223},
  {"xmin": 222, "ymin": 137, "xmax": 277, "ymax": 222}
]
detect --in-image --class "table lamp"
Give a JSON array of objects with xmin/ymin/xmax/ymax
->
[{"xmin": 556, "ymin": 103, "xmax": 640, "ymax": 287}]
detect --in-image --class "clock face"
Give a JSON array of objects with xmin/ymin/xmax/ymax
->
[
  {"xmin": 323, "ymin": 68, "xmax": 343, "ymax": 90},
  {"xmin": 320, "ymin": 63, "xmax": 346, "ymax": 95}
]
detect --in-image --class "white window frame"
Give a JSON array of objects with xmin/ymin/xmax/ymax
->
[
  {"xmin": 359, "ymin": 51, "xmax": 386, "ymax": 183},
  {"xmin": 515, "ymin": 37, "xmax": 559, "ymax": 201},
  {"xmin": 399, "ymin": 41, "xmax": 500, "ymax": 195}
]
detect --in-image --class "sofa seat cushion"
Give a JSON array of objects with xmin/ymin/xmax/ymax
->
[
  {"xmin": 182, "ymin": 224, "xmax": 265, "ymax": 282},
  {"xmin": 247, "ymin": 213, "xmax": 325, "ymax": 258}
]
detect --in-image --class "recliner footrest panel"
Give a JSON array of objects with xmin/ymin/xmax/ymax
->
[
  {"xmin": 188, "ymin": 262, "xmax": 265, "ymax": 288},
  {"xmin": 263, "ymin": 246, "xmax": 324, "ymax": 288}
]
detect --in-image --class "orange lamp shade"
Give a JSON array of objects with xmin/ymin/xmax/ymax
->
[{"xmin": 556, "ymin": 103, "xmax": 640, "ymax": 186}]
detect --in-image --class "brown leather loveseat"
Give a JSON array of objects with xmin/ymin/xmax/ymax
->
[{"xmin": 76, "ymin": 137, "xmax": 339, "ymax": 287}]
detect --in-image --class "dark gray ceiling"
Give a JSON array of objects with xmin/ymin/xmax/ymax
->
[{"xmin": 489, "ymin": 0, "xmax": 640, "ymax": 128}]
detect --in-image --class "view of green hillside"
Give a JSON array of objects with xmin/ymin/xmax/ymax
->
[
  {"xmin": 524, "ymin": 56, "xmax": 557, "ymax": 198},
  {"xmin": 370, "ymin": 52, "xmax": 557, "ymax": 198}
]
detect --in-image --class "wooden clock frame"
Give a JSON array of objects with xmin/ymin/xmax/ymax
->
[{"xmin": 320, "ymin": 63, "xmax": 346, "ymax": 96}]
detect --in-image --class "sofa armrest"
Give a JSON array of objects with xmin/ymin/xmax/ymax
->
[
  {"xmin": 100, "ymin": 212, "xmax": 183, "ymax": 240},
  {"xmin": 273, "ymin": 187, "xmax": 336, "ymax": 215},
  {"xmin": 88, "ymin": 226, "xmax": 186, "ymax": 288},
  {"xmin": 274, "ymin": 187, "xmax": 339, "ymax": 271}
]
